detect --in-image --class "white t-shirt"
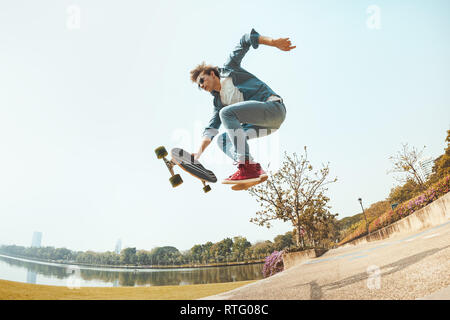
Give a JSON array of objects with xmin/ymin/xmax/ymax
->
[{"xmin": 219, "ymin": 77, "xmax": 244, "ymax": 106}]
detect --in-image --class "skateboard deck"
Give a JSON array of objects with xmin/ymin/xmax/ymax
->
[
  {"xmin": 170, "ymin": 148, "xmax": 217, "ymax": 183},
  {"xmin": 155, "ymin": 146, "xmax": 216, "ymax": 193},
  {"xmin": 231, "ymin": 175, "xmax": 268, "ymax": 191}
]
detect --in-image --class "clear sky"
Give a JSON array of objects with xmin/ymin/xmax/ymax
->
[{"xmin": 1, "ymin": 0, "xmax": 449, "ymax": 252}]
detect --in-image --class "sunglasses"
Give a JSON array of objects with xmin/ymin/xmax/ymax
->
[{"xmin": 197, "ymin": 77, "xmax": 205, "ymax": 89}]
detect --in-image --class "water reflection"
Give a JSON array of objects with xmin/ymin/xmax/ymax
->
[
  {"xmin": 0, "ymin": 255, "xmax": 264, "ymax": 287},
  {"xmin": 26, "ymin": 270, "xmax": 37, "ymax": 284}
]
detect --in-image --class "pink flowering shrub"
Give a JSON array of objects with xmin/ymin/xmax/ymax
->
[
  {"xmin": 340, "ymin": 175, "xmax": 450, "ymax": 245},
  {"xmin": 378, "ymin": 175, "xmax": 450, "ymax": 228},
  {"xmin": 262, "ymin": 251, "xmax": 284, "ymax": 278}
]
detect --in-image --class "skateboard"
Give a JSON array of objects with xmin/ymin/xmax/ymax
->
[
  {"xmin": 155, "ymin": 146, "xmax": 217, "ymax": 193},
  {"xmin": 230, "ymin": 175, "xmax": 268, "ymax": 191}
]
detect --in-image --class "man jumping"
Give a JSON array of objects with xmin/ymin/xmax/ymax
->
[{"xmin": 190, "ymin": 28, "xmax": 295, "ymax": 184}]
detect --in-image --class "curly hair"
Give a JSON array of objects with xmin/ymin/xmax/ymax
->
[{"xmin": 190, "ymin": 61, "xmax": 220, "ymax": 84}]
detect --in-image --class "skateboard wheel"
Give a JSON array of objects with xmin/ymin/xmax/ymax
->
[
  {"xmin": 155, "ymin": 146, "xmax": 168, "ymax": 159},
  {"xmin": 169, "ymin": 174, "xmax": 183, "ymax": 188},
  {"xmin": 203, "ymin": 185, "xmax": 211, "ymax": 193}
]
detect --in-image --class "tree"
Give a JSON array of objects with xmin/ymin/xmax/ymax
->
[
  {"xmin": 54, "ymin": 248, "xmax": 71, "ymax": 260},
  {"xmin": 232, "ymin": 236, "xmax": 251, "ymax": 261},
  {"xmin": 429, "ymin": 130, "xmax": 450, "ymax": 183},
  {"xmin": 150, "ymin": 246, "xmax": 181, "ymax": 266},
  {"xmin": 120, "ymin": 247, "xmax": 137, "ymax": 265},
  {"xmin": 136, "ymin": 250, "xmax": 150, "ymax": 265},
  {"xmin": 250, "ymin": 241, "xmax": 274, "ymax": 259},
  {"xmin": 249, "ymin": 147, "xmax": 337, "ymax": 248},
  {"xmin": 388, "ymin": 178, "xmax": 421, "ymax": 204},
  {"xmin": 201, "ymin": 242, "xmax": 213, "ymax": 264},
  {"xmin": 273, "ymin": 232, "xmax": 294, "ymax": 251},
  {"xmin": 298, "ymin": 197, "xmax": 339, "ymax": 247},
  {"xmin": 388, "ymin": 143, "xmax": 426, "ymax": 189},
  {"xmin": 210, "ymin": 238, "xmax": 233, "ymax": 263},
  {"xmin": 189, "ymin": 244, "xmax": 203, "ymax": 264}
]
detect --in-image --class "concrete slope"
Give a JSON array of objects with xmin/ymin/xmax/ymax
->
[{"xmin": 202, "ymin": 194, "xmax": 450, "ymax": 300}]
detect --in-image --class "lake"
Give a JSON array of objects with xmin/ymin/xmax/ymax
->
[{"xmin": 0, "ymin": 254, "xmax": 264, "ymax": 287}]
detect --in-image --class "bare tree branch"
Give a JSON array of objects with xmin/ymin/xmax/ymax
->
[{"xmin": 388, "ymin": 143, "xmax": 426, "ymax": 188}]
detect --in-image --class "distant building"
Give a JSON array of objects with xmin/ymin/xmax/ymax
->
[
  {"xmin": 31, "ymin": 232, "xmax": 42, "ymax": 248},
  {"xmin": 419, "ymin": 157, "xmax": 434, "ymax": 180},
  {"xmin": 115, "ymin": 239, "xmax": 122, "ymax": 254}
]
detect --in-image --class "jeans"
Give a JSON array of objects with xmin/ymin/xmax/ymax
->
[{"xmin": 216, "ymin": 99, "xmax": 286, "ymax": 163}]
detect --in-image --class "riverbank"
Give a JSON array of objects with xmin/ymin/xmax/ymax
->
[
  {"xmin": 0, "ymin": 279, "xmax": 255, "ymax": 300},
  {"xmin": 0, "ymin": 253, "xmax": 264, "ymax": 270}
]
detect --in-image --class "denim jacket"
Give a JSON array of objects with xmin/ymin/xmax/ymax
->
[{"xmin": 202, "ymin": 28, "xmax": 281, "ymax": 141}]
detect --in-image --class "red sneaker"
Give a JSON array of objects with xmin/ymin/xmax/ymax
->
[
  {"xmin": 255, "ymin": 163, "xmax": 267, "ymax": 178},
  {"xmin": 222, "ymin": 162, "xmax": 261, "ymax": 184}
]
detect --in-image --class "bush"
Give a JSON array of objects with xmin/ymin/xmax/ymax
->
[
  {"xmin": 368, "ymin": 175, "xmax": 449, "ymax": 232},
  {"xmin": 262, "ymin": 251, "xmax": 284, "ymax": 278},
  {"xmin": 339, "ymin": 175, "xmax": 450, "ymax": 245}
]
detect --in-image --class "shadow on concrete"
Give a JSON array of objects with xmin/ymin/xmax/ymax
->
[{"xmin": 291, "ymin": 245, "xmax": 450, "ymax": 300}]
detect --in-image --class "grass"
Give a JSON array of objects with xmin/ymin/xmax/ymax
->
[{"xmin": 0, "ymin": 279, "xmax": 255, "ymax": 300}]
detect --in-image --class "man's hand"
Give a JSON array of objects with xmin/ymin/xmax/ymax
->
[
  {"xmin": 193, "ymin": 137, "xmax": 212, "ymax": 161},
  {"xmin": 272, "ymin": 38, "xmax": 296, "ymax": 51},
  {"xmin": 259, "ymin": 35, "xmax": 296, "ymax": 51}
]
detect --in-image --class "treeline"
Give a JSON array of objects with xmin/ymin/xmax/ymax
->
[
  {"xmin": 0, "ymin": 234, "xmax": 297, "ymax": 267},
  {"xmin": 338, "ymin": 201, "xmax": 391, "ymax": 240}
]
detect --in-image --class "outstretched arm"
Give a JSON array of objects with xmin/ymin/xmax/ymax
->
[
  {"xmin": 224, "ymin": 29, "xmax": 261, "ymax": 69},
  {"xmin": 259, "ymin": 35, "xmax": 296, "ymax": 51},
  {"xmin": 224, "ymin": 29, "xmax": 295, "ymax": 69}
]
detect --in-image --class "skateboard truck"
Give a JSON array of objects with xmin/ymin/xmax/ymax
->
[{"xmin": 155, "ymin": 146, "xmax": 184, "ymax": 188}]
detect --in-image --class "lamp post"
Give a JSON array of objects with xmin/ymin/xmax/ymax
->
[{"xmin": 358, "ymin": 198, "xmax": 370, "ymax": 236}]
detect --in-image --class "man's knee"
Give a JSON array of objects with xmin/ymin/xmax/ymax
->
[{"xmin": 219, "ymin": 106, "xmax": 234, "ymax": 121}]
